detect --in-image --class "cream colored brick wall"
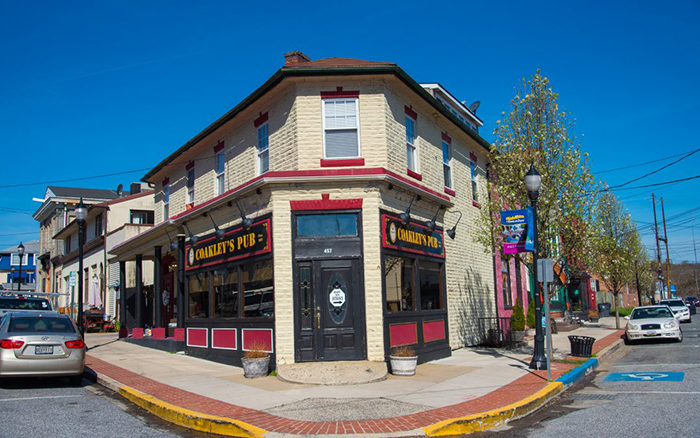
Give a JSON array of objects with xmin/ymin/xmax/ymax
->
[
  {"xmin": 269, "ymin": 183, "xmax": 385, "ymax": 364},
  {"xmin": 294, "ymin": 78, "xmax": 389, "ymax": 170}
]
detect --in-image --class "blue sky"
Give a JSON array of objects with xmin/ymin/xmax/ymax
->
[{"xmin": 1, "ymin": 0, "xmax": 699, "ymax": 263}]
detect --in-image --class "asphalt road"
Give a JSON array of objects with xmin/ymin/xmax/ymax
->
[
  {"xmin": 486, "ymin": 316, "xmax": 700, "ymax": 438},
  {"xmin": 0, "ymin": 376, "xmax": 200, "ymax": 438}
]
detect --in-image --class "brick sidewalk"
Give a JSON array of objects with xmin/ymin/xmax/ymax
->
[{"xmin": 82, "ymin": 332, "xmax": 624, "ymax": 435}]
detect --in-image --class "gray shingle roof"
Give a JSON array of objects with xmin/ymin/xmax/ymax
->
[
  {"xmin": 47, "ymin": 186, "xmax": 119, "ymax": 200},
  {"xmin": 0, "ymin": 240, "xmax": 40, "ymax": 254}
]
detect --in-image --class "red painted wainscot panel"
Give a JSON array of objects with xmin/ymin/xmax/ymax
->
[
  {"xmin": 131, "ymin": 328, "xmax": 144, "ymax": 339},
  {"xmin": 423, "ymin": 320, "xmax": 446, "ymax": 343},
  {"xmin": 212, "ymin": 328, "xmax": 237, "ymax": 351},
  {"xmin": 242, "ymin": 328, "xmax": 274, "ymax": 353},
  {"xmin": 389, "ymin": 322, "xmax": 418, "ymax": 347},
  {"xmin": 174, "ymin": 328, "xmax": 185, "ymax": 342},
  {"xmin": 152, "ymin": 328, "xmax": 166, "ymax": 340},
  {"xmin": 186, "ymin": 328, "xmax": 208, "ymax": 348}
]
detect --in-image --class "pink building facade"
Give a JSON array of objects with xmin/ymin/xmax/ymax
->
[{"xmin": 494, "ymin": 254, "xmax": 531, "ymax": 327}]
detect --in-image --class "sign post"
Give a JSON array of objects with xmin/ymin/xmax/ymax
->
[{"xmin": 537, "ymin": 259, "xmax": 554, "ymax": 381}]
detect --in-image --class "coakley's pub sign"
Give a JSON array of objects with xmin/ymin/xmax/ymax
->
[
  {"xmin": 186, "ymin": 218, "xmax": 271, "ymax": 270},
  {"xmin": 382, "ymin": 214, "xmax": 444, "ymax": 258}
]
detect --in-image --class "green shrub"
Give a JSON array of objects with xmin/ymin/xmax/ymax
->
[
  {"xmin": 527, "ymin": 301, "xmax": 536, "ymax": 328},
  {"xmin": 511, "ymin": 298, "xmax": 526, "ymax": 331},
  {"xmin": 614, "ymin": 306, "xmax": 634, "ymax": 317}
]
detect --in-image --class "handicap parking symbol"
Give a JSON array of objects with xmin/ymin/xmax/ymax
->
[{"xmin": 604, "ymin": 372, "xmax": 684, "ymax": 382}]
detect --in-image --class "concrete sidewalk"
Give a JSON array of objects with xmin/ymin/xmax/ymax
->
[
  {"xmin": 525, "ymin": 316, "xmax": 622, "ymax": 360},
  {"xmin": 84, "ymin": 324, "xmax": 622, "ymax": 436}
]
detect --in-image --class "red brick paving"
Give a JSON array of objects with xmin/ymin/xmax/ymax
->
[{"xmin": 84, "ymin": 335, "xmax": 639, "ymax": 435}]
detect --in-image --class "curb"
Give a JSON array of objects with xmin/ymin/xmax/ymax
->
[{"xmin": 422, "ymin": 382, "xmax": 564, "ymax": 436}]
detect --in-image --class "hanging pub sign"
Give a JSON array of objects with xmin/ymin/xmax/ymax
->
[
  {"xmin": 186, "ymin": 218, "xmax": 271, "ymax": 271},
  {"xmin": 500, "ymin": 208, "xmax": 534, "ymax": 254},
  {"xmin": 382, "ymin": 214, "xmax": 444, "ymax": 258}
]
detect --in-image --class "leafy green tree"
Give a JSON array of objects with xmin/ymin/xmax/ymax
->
[
  {"xmin": 591, "ymin": 190, "xmax": 642, "ymax": 329},
  {"xmin": 476, "ymin": 70, "xmax": 598, "ymax": 283}
]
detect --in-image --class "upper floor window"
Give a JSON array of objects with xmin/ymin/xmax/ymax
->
[
  {"xmin": 65, "ymin": 237, "xmax": 72, "ymax": 254},
  {"xmin": 10, "ymin": 253, "xmax": 27, "ymax": 266},
  {"xmin": 323, "ymin": 98, "xmax": 359, "ymax": 158},
  {"xmin": 186, "ymin": 166, "xmax": 195, "ymax": 206},
  {"xmin": 163, "ymin": 183, "xmax": 170, "ymax": 220},
  {"xmin": 442, "ymin": 140, "xmax": 452, "ymax": 189},
  {"xmin": 405, "ymin": 115, "xmax": 417, "ymax": 172},
  {"xmin": 94, "ymin": 213, "xmax": 103, "ymax": 237},
  {"xmin": 470, "ymin": 160, "xmax": 478, "ymax": 202},
  {"xmin": 130, "ymin": 210, "xmax": 154, "ymax": 224},
  {"xmin": 257, "ymin": 123, "xmax": 269, "ymax": 175},
  {"xmin": 215, "ymin": 149, "xmax": 226, "ymax": 195}
]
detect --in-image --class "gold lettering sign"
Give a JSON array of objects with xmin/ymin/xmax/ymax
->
[
  {"xmin": 382, "ymin": 214, "xmax": 444, "ymax": 258},
  {"xmin": 185, "ymin": 218, "xmax": 271, "ymax": 270}
]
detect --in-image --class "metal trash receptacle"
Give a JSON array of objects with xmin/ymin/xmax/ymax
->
[
  {"xmin": 598, "ymin": 303, "xmax": 611, "ymax": 318},
  {"xmin": 568, "ymin": 335, "xmax": 596, "ymax": 357}
]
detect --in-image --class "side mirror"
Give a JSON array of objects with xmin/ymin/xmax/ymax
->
[{"xmin": 624, "ymin": 316, "xmax": 630, "ymax": 320}]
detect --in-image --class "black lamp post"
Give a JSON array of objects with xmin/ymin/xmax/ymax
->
[
  {"xmin": 75, "ymin": 198, "xmax": 88, "ymax": 337},
  {"xmin": 525, "ymin": 164, "xmax": 547, "ymax": 370},
  {"xmin": 16, "ymin": 242, "xmax": 25, "ymax": 291}
]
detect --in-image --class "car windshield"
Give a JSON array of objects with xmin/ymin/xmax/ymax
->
[
  {"xmin": 9, "ymin": 317, "xmax": 74, "ymax": 333},
  {"xmin": 661, "ymin": 300, "xmax": 685, "ymax": 307},
  {"xmin": 631, "ymin": 307, "xmax": 673, "ymax": 320},
  {"xmin": 686, "ymin": 297, "xmax": 697, "ymax": 302},
  {"xmin": 0, "ymin": 298, "xmax": 51, "ymax": 311}
]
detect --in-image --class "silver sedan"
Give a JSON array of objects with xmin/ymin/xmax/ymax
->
[{"xmin": 0, "ymin": 312, "xmax": 85, "ymax": 385}]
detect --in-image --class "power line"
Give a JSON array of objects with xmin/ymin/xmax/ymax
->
[
  {"xmin": 607, "ymin": 148, "xmax": 700, "ymax": 190},
  {"xmin": 0, "ymin": 231, "xmax": 39, "ymax": 237},
  {"xmin": 595, "ymin": 148, "xmax": 700, "ymax": 174}
]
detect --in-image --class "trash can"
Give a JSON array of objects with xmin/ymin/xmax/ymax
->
[
  {"xmin": 598, "ymin": 303, "xmax": 611, "ymax": 318},
  {"xmin": 569, "ymin": 335, "xmax": 596, "ymax": 357}
]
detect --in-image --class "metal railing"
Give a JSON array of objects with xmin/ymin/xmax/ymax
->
[{"xmin": 478, "ymin": 316, "xmax": 516, "ymax": 347}]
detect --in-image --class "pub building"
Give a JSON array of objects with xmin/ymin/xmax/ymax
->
[{"xmin": 109, "ymin": 52, "xmax": 497, "ymax": 369}]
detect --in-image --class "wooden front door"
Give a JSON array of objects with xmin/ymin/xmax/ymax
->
[{"xmin": 296, "ymin": 259, "xmax": 365, "ymax": 362}]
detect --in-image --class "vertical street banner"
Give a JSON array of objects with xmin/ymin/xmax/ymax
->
[{"xmin": 501, "ymin": 208, "xmax": 534, "ymax": 254}]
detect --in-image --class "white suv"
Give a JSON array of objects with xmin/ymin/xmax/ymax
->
[{"xmin": 660, "ymin": 299, "xmax": 691, "ymax": 323}]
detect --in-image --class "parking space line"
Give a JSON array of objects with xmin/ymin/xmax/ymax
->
[
  {"xmin": 609, "ymin": 391, "xmax": 700, "ymax": 395},
  {"xmin": 0, "ymin": 395, "xmax": 81, "ymax": 402},
  {"xmin": 612, "ymin": 364, "xmax": 699, "ymax": 368}
]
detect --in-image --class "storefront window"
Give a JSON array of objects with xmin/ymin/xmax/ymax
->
[
  {"xmin": 242, "ymin": 260, "xmax": 274, "ymax": 318},
  {"xmin": 419, "ymin": 261, "xmax": 443, "ymax": 310},
  {"xmin": 385, "ymin": 256, "xmax": 414, "ymax": 312},
  {"xmin": 213, "ymin": 268, "xmax": 238, "ymax": 318},
  {"xmin": 188, "ymin": 272, "xmax": 209, "ymax": 318},
  {"xmin": 297, "ymin": 213, "xmax": 358, "ymax": 237}
]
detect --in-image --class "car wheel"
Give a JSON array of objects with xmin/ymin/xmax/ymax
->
[
  {"xmin": 68, "ymin": 375, "xmax": 83, "ymax": 386},
  {"xmin": 676, "ymin": 331, "xmax": 683, "ymax": 343},
  {"xmin": 624, "ymin": 336, "xmax": 634, "ymax": 345}
]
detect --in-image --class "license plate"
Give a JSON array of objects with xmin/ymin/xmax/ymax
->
[
  {"xmin": 644, "ymin": 332, "xmax": 658, "ymax": 336},
  {"xmin": 35, "ymin": 345, "xmax": 53, "ymax": 355}
]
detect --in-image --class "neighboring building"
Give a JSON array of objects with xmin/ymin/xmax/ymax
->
[
  {"xmin": 52, "ymin": 185, "xmax": 155, "ymax": 319},
  {"xmin": 33, "ymin": 186, "xmax": 121, "ymax": 304},
  {"xmin": 0, "ymin": 240, "xmax": 39, "ymax": 291},
  {"xmin": 110, "ymin": 51, "xmax": 497, "ymax": 368},
  {"xmin": 494, "ymin": 255, "xmax": 530, "ymax": 332},
  {"xmin": 591, "ymin": 274, "xmax": 640, "ymax": 309}
]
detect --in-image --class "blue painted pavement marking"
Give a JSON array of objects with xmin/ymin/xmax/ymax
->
[{"xmin": 604, "ymin": 372, "xmax": 685, "ymax": 382}]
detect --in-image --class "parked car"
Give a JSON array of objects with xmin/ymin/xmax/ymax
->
[
  {"xmin": 624, "ymin": 305, "xmax": 682, "ymax": 344},
  {"xmin": 0, "ymin": 297, "xmax": 54, "ymax": 318},
  {"xmin": 0, "ymin": 313, "xmax": 85, "ymax": 385},
  {"xmin": 659, "ymin": 299, "xmax": 691, "ymax": 323},
  {"xmin": 684, "ymin": 296, "xmax": 700, "ymax": 307}
]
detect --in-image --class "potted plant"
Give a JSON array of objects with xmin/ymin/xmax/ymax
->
[
  {"xmin": 526, "ymin": 302, "xmax": 536, "ymax": 336},
  {"xmin": 588, "ymin": 309, "xmax": 600, "ymax": 323},
  {"xmin": 241, "ymin": 342, "xmax": 270, "ymax": 378},
  {"xmin": 510, "ymin": 298, "xmax": 526, "ymax": 342},
  {"xmin": 389, "ymin": 346, "xmax": 418, "ymax": 376}
]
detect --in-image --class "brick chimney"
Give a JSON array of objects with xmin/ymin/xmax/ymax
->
[{"xmin": 284, "ymin": 51, "xmax": 311, "ymax": 66}]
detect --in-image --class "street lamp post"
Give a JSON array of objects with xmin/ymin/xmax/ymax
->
[
  {"xmin": 525, "ymin": 165, "xmax": 547, "ymax": 370},
  {"xmin": 16, "ymin": 242, "xmax": 25, "ymax": 292},
  {"xmin": 75, "ymin": 198, "xmax": 88, "ymax": 337}
]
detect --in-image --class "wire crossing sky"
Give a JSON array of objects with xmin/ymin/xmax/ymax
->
[{"xmin": 0, "ymin": 0, "xmax": 698, "ymax": 262}]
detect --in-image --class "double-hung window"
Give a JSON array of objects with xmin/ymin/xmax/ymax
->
[
  {"xmin": 502, "ymin": 261, "xmax": 513, "ymax": 308},
  {"xmin": 215, "ymin": 150, "xmax": 225, "ymax": 195},
  {"xmin": 163, "ymin": 183, "xmax": 170, "ymax": 220},
  {"xmin": 94, "ymin": 213, "xmax": 103, "ymax": 237},
  {"xmin": 442, "ymin": 140, "xmax": 452, "ymax": 189},
  {"xmin": 405, "ymin": 115, "xmax": 417, "ymax": 172},
  {"xmin": 186, "ymin": 167, "xmax": 195, "ymax": 206},
  {"xmin": 471, "ymin": 160, "xmax": 478, "ymax": 202},
  {"xmin": 257, "ymin": 123, "xmax": 269, "ymax": 174},
  {"xmin": 323, "ymin": 98, "xmax": 359, "ymax": 158}
]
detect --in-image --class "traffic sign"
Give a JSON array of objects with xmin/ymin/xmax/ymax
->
[
  {"xmin": 604, "ymin": 372, "xmax": 684, "ymax": 382},
  {"xmin": 537, "ymin": 259, "xmax": 554, "ymax": 283},
  {"xmin": 69, "ymin": 271, "xmax": 77, "ymax": 287}
]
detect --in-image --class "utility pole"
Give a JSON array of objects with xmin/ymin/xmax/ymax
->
[
  {"xmin": 652, "ymin": 194, "xmax": 664, "ymax": 300},
  {"xmin": 661, "ymin": 197, "xmax": 672, "ymax": 297},
  {"xmin": 635, "ymin": 260, "xmax": 643, "ymax": 306},
  {"xmin": 692, "ymin": 217, "xmax": 699, "ymax": 295}
]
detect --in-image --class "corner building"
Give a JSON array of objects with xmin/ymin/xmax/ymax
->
[{"xmin": 111, "ymin": 52, "xmax": 497, "ymax": 367}]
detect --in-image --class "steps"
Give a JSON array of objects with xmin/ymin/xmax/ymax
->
[{"xmin": 277, "ymin": 361, "xmax": 388, "ymax": 385}]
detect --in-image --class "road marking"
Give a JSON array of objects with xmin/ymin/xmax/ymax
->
[
  {"xmin": 612, "ymin": 364, "xmax": 699, "ymax": 368},
  {"xmin": 0, "ymin": 395, "xmax": 80, "ymax": 402},
  {"xmin": 604, "ymin": 372, "xmax": 684, "ymax": 382},
  {"xmin": 609, "ymin": 391, "xmax": 700, "ymax": 395}
]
